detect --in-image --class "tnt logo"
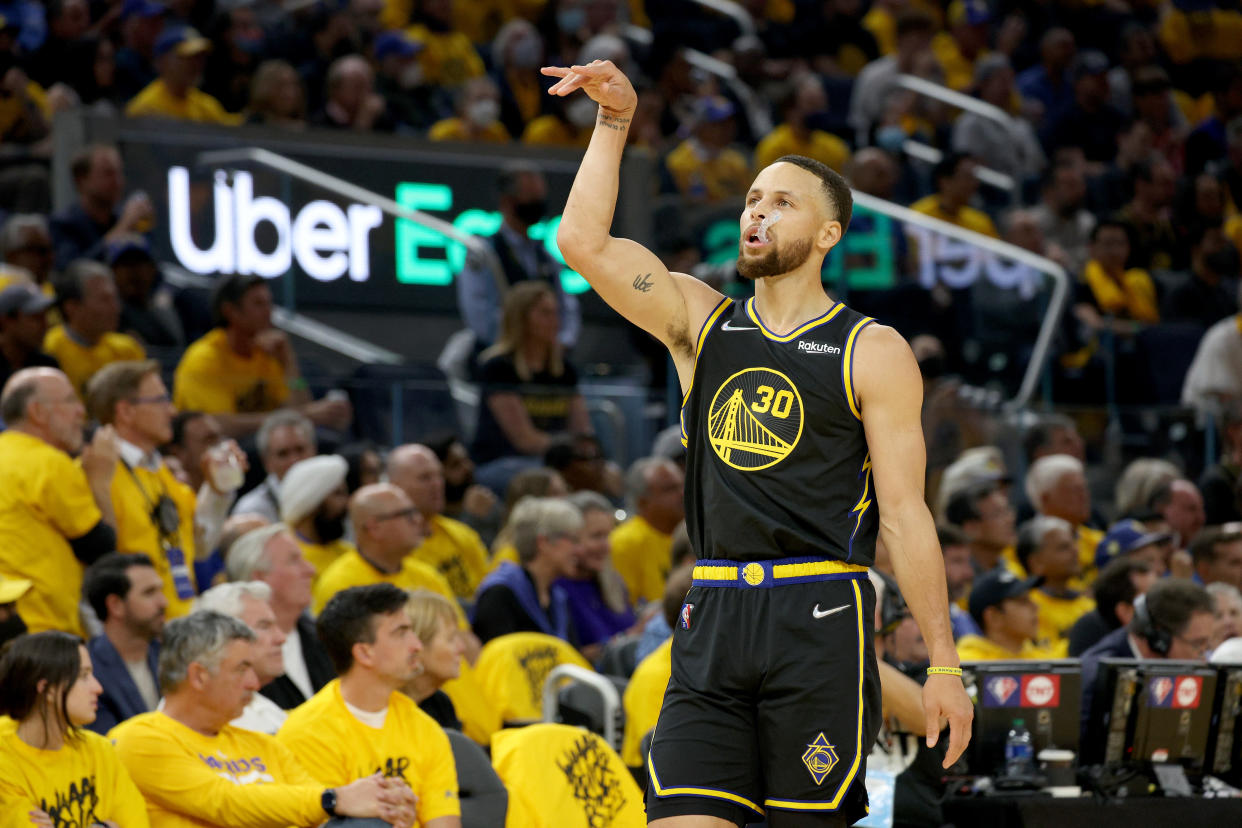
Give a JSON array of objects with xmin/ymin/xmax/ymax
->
[
  {"xmin": 1150, "ymin": 677, "xmax": 1174, "ymax": 707},
  {"xmin": 1021, "ymin": 675, "xmax": 1061, "ymax": 707},
  {"xmin": 1174, "ymin": 676, "xmax": 1203, "ymax": 709},
  {"xmin": 984, "ymin": 676, "xmax": 1020, "ymax": 707}
]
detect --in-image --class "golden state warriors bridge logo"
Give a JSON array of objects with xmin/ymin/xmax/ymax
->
[{"xmin": 707, "ymin": 368, "xmax": 804, "ymax": 471}]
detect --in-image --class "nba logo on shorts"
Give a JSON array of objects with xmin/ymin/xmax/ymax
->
[{"xmin": 680, "ymin": 603, "xmax": 693, "ymax": 630}]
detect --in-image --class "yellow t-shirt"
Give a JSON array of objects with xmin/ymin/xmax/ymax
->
[
  {"xmin": 296, "ymin": 536, "xmax": 353, "ymax": 585},
  {"xmin": 1082, "ymin": 260, "xmax": 1159, "ymax": 323},
  {"xmin": 862, "ymin": 7, "xmax": 896, "ymax": 54},
  {"xmin": 311, "ymin": 548, "xmax": 464, "ymax": 622},
  {"xmin": 0, "ymin": 431, "xmax": 102, "ymax": 635},
  {"xmin": 172, "ymin": 328, "xmax": 290, "ymax": 415},
  {"xmin": 492, "ymin": 723, "xmax": 647, "ymax": 828},
  {"xmin": 956, "ymin": 634, "xmax": 1059, "ymax": 662},
  {"xmin": 621, "ymin": 637, "xmax": 672, "ymax": 768},
  {"xmin": 754, "ymin": 124, "xmax": 851, "ymax": 175},
  {"xmin": 1077, "ymin": 526, "xmax": 1103, "ymax": 586},
  {"xmin": 406, "ymin": 25, "xmax": 485, "ymax": 88},
  {"xmin": 124, "ymin": 79, "xmax": 242, "ymax": 125},
  {"xmin": 42, "ymin": 326, "xmax": 146, "ymax": 396},
  {"xmin": 489, "ymin": 542, "xmax": 518, "ymax": 571},
  {"xmin": 110, "ymin": 460, "xmax": 199, "ymax": 619},
  {"xmin": 909, "ymin": 196, "xmax": 999, "ymax": 238},
  {"xmin": 663, "ymin": 140, "xmax": 752, "ymax": 204},
  {"xmin": 1159, "ymin": 7, "xmax": 1242, "ymax": 64},
  {"xmin": 440, "ymin": 659, "xmax": 502, "ymax": 747},
  {"xmin": 609, "ymin": 516, "xmax": 672, "ymax": 606},
  {"xmin": 521, "ymin": 115, "xmax": 590, "ymax": 147},
  {"xmin": 1031, "ymin": 588, "xmax": 1095, "ymax": 646},
  {"xmin": 427, "ymin": 116, "xmax": 511, "ymax": 143},
  {"xmin": 278, "ymin": 680, "xmax": 460, "ymax": 826},
  {"xmin": 932, "ymin": 32, "xmax": 988, "ymax": 92},
  {"xmin": 413, "ymin": 514, "xmax": 490, "ymax": 600},
  {"xmin": 474, "ymin": 632, "xmax": 592, "ymax": 723},
  {"xmin": 110, "ymin": 711, "xmax": 325, "ymax": 828},
  {"xmin": 0, "ymin": 719, "xmax": 149, "ymax": 827}
]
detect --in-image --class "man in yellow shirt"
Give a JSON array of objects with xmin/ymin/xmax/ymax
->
[
  {"xmin": 428, "ymin": 76, "xmax": 511, "ymax": 143},
  {"xmin": 910, "ymin": 152, "xmax": 999, "ymax": 238},
  {"xmin": 663, "ymin": 97, "xmax": 752, "ymax": 204},
  {"xmin": 754, "ymin": 75, "xmax": 851, "ymax": 175},
  {"xmin": 172, "ymin": 273, "xmax": 352, "ymax": 437},
  {"xmin": 279, "ymin": 583, "xmax": 462, "ymax": 828},
  {"xmin": 86, "ymin": 360, "xmax": 235, "ymax": 617},
  {"xmin": 932, "ymin": 0, "xmax": 991, "ymax": 92},
  {"xmin": 279, "ymin": 454, "xmax": 352, "ymax": 579},
  {"xmin": 44, "ymin": 260, "xmax": 145, "ymax": 396},
  {"xmin": 124, "ymin": 26, "xmax": 241, "ymax": 124},
  {"xmin": 112, "ymin": 610, "xmax": 414, "ymax": 826},
  {"xmin": 388, "ymin": 444, "xmax": 490, "ymax": 601},
  {"xmin": 1024, "ymin": 453, "xmax": 1104, "ymax": 584},
  {"xmin": 957, "ymin": 568, "xmax": 1057, "ymax": 661},
  {"xmin": 405, "ymin": 1, "xmax": 485, "ymax": 89},
  {"xmin": 1081, "ymin": 220, "xmax": 1159, "ymax": 323},
  {"xmin": 0, "ymin": 367, "xmax": 118, "ymax": 634},
  {"xmin": 610, "ymin": 457, "xmax": 685, "ymax": 606},
  {"xmin": 1015, "ymin": 516, "xmax": 1095, "ymax": 648}
]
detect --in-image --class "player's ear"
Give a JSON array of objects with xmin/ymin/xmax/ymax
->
[{"xmin": 817, "ymin": 219, "xmax": 843, "ymax": 252}]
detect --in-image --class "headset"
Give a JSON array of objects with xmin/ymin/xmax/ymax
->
[
  {"xmin": 1131, "ymin": 593, "xmax": 1172, "ymax": 656},
  {"xmin": 876, "ymin": 570, "xmax": 909, "ymax": 637}
]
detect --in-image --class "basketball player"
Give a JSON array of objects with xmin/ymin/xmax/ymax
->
[{"xmin": 544, "ymin": 61, "xmax": 972, "ymax": 827}]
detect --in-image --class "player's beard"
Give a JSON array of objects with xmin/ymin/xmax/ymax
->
[{"xmin": 736, "ymin": 234, "xmax": 814, "ymax": 280}]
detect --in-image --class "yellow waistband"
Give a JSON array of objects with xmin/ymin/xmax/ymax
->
[{"xmin": 692, "ymin": 559, "xmax": 869, "ymax": 582}]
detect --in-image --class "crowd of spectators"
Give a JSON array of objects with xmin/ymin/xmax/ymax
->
[{"xmin": 1, "ymin": 0, "xmax": 1242, "ymax": 825}]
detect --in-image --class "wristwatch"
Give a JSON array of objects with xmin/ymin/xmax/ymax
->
[{"xmin": 321, "ymin": 788, "xmax": 338, "ymax": 817}]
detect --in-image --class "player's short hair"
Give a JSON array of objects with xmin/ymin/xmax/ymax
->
[{"xmin": 773, "ymin": 154, "xmax": 853, "ymax": 229}]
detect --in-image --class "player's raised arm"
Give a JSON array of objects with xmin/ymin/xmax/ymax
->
[
  {"xmin": 544, "ymin": 61, "xmax": 722, "ymax": 358},
  {"xmin": 853, "ymin": 323, "xmax": 974, "ymax": 768}
]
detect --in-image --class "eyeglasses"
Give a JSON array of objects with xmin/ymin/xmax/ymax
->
[
  {"xmin": 127, "ymin": 393, "xmax": 172, "ymax": 406},
  {"xmin": 374, "ymin": 507, "xmax": 419, "ymax": 523}
]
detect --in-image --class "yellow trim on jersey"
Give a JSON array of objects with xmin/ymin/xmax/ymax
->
[
  {"xmin": 680, "ymin": 296, "xmax": 734, "ymax": 443},
  {"xmin": 647, "ymin": 751, "xmax": 765, "ymax": 817},
  {"xmin": 692, "ymin": 559, "xmax": 868, "ymax": 583},
  {"xmin": 841, "ymin": 317, "xmax": 874, "ymax": 421},
  {"xmin": 744, "ymin": 296, "xmax": 845, "ymax": 342},
  {"xmin": 764, "ymin": 578, "xmax": 866, "ymax": 812}
]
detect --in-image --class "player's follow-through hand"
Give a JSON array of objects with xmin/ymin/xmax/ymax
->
[
  {"xmin": 541, "ymin": 60, "xmax": 638, "ymax": 115},
  {"xmin": 924, "ymin": 674, "xmax": 974, "ymax": 769}
]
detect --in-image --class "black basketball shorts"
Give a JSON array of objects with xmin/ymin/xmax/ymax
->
[{"xmin": 645, "ymin": 557, "xmax": 883, "ymax": 826}]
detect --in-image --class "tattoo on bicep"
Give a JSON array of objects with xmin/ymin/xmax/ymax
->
[
  {"xmin": 598, "ymin": 112, "xmax": 632, "ymax": 131},
  {"xmin": 632, "ymin": 273, "xmax": 654, "ymax": 293}
]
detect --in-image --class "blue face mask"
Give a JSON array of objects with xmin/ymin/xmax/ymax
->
[
  {"xmin": 876, "ymin": 125, "xmax": 907, "ymax": 153},
  {"xmin": 557, "ymin": 8, "xmax": 585, "ymax": 34}
]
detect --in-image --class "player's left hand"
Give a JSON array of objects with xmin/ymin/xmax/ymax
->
[{"xmin": 923, "ymin": 674, "xmax": 973, "ymax": 769}]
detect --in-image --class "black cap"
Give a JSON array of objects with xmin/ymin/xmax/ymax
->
[
  {"xmin": 0, "ymin": 284, "xmax": 55, "ymax": 317},
  {"xmin": 968, "ymin": 567, "xmax": 1043, "ymax": 626},
  {"xmin": 1071, "ymin": 50, "xmax": 1110, "ymax": 82}
]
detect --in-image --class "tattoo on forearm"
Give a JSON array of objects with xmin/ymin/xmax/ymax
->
[
  {"xmin": 632, "ymin": 273, "xmax": 654, "ymax": 293},
  {"xmin": 598, "ymin": 112, "xmax": 632, "ymax": 131}
]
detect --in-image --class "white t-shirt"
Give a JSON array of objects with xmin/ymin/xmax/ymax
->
[
  {"xmin": 125, "ymin": 657, "xmax": 160, "ymax": 711},
  {"xmin": 231, "ymin": 692, "xmax": 289, "ymax": 735},
  {"xmin": 343, "ymin": 698, "xmax": 388, "ymax": 729},
  {"xmin": 1211, "ymin": 637, "xmax": 1242, "ymax": 664},
  {"xmin": 280, "ymin": 625, "xmax": 314, "ymax": 701}
]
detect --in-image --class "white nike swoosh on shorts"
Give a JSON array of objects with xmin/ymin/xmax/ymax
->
[{"xmin": 812, "ymin": 603, "xmax": 850, "ymax": 619}]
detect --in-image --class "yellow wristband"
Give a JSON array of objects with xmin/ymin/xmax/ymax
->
[{"xmin": 926, "ymin": 666, "xmax": 963, "ymax": 677}]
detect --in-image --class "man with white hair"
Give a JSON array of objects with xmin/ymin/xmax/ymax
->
[
  {"xmin": 279, "ymin": 454, "xmax": 351, "ymax": 577},
  {"xmin": 228, "ymin": 524, "xmax": 335, "ymax": 710},
  {"xmin": 1024, "ymin": 453, "xmax": 1104, "ymax": 583},
  {"xmin": 1181, "ymin": 281, "xmax": 1242, "ymax": 414},
  {"xmin": 232, "ymin": 410, "xmax": 317, "ymax": 522},
  {"xmin": 197, "ymin": 581, "xmax": 289, "ymax": 734},
  {"xmin": 1014, "ymin": 516, "xmax": 1094, "ymax": 651},
  {"xmin": 610, "ymin": 457, "xmax": 684, "ymax": 605},
  {"xmin": 0, "ymin": 213, "xmax": 55, "ymax": 289},
  {"xmin": 111, "ymin": 611, "xmax": 415, "ymax": 825}
]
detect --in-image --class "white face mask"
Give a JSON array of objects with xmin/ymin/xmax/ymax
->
[
  {"xmin": 399, "ymin": 62, "xmax": 425, "ymax": 89},
  {"xmin": 466, "ymin": 98, "xmax": 500, "ymax": 129},
  {"xmin": 566, "ymin": 96, "xmax": 597, "ymax": 129}
]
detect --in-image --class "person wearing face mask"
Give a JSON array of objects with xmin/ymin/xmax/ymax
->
[
  {"xmin": 753, "ymin": 75, "xmax": 851, "ymax": 177},
  {"xmin": 521, "ymin": 81, "xmax": 597, "ymax": 147},
  {"xmin": 493, "ymin": 19, "xmax": 551, "ymax": 138},
  {"xmin": 202, "ymin": 5, "xmax": 267, "ymax": 114},
  {"xmin": 1164, "ymin": 220, "xmax": 1241, "ymax": 327},
  {"xmin": 428, "ymin": 75, "xmax": 509, "ymax": 142},
  {"xmin": 663, "ymin": 96, "xmax": 752, "ymax": 205},
  {"xmin": 457, "ymin": 161, "xmax": 581, "ymax": 351},
  {"xmin": 278, "ymin": 454, "xmax": 353, "ymax": 581},
  {"xmin": 372, "ymin": 29, "xmax": 446, "ymax": 132},
  {"xmin": 405, "ymin": 0, "xmax": 484, "ymax": 90}
]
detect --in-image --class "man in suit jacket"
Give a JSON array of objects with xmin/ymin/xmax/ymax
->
[
  {"xmin": 226, "ymin": 524, "xmax": 335, "ymax": 708},
  {"xmin": 81, "ymin": 553, "xmax": 166, "ymax": 734}
]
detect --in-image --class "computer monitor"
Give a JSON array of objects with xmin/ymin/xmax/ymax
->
[
  {"xmin": 962, "ymin": 660, "xmax": 1082, "ymax": 776},
  {"xmin": 1086, "ymin": 659, "xmax": 1217, "ymax": 771},
  {"xmin": 1208, "ymin": 665, "xmax": 1242, "ymax": 784}
]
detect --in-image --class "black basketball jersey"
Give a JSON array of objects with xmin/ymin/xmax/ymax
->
[{"xmin": 681, "ymin": 295, "xmax": 878, "ymax": 566}]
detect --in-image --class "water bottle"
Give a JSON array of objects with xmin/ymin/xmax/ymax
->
[{"xmin": 1004, "ymin": 718, "xmax": 1034, "ymax": 777}]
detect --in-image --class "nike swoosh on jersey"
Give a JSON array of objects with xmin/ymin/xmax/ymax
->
[
  {"xmin": 721, "ymin": 320, "xmax": 758, "ymax": 331},
  {"xmin": 812, "ymin": 603, "xmax": 850, "ymax": 619}
]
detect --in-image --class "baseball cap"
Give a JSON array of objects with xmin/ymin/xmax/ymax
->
[
  {"xmin": 0, "ymin": 572, "xmax": 32, "ymax": 604},
  {"xmin": 697, "ymin": 96, "xmax": 736, "ymax": 124},
  {"xmin": 968, "ymin": 567, "xmax": 1043, "ymax": 627},
  {"xmin": 947, "ymin": 0, "xmax": 991, "ymax": 26},
  {"xmin": 0, "ymin": 284, "xmax": 55, "ymax": 317},
  {"xmin": 373, "ymin": 30, "xmax": 422, "ymax": 62},
  {"xmin": 121, "ymin": 0, "xmax": 168, "ymax": 19},
  {"xmin": 105, "ymin": 236, "xmax": 153, "ymax": 265},
  {"xmin": 1094, "ymin": 519, "xmax": 1174, "ymax": 570},
  {"xmin": 938, "ymin": 446, "xmax": 1010, "ymax": 513},
  {"xmin": 154, "ymin": 26, "xmax": 212, "ymax": 59},
  {"xmin": 1071, "ymin": 50, "xmax": 1110, "ymax": 81}
]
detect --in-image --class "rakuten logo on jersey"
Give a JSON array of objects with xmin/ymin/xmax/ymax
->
[{"xmin": 167, "ymin": 167, "xmax": 383, "ymax": 281}]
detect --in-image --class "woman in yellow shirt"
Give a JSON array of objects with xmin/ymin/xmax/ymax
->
[{"xmin": 0, "ymin": 632, "xmax": 149, "ymax": 827}]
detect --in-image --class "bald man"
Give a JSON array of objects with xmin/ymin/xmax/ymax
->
[
  {"xmin": 387, "ymin": 445, "xmax": 491, "ymax": 602},
  {"xmin": 0, "ymin": 367, "xmax": 119, "ymax": 633},
  {"xmin": 312, "ymin": 483, "xmax": 461, "ymax": 617}
]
